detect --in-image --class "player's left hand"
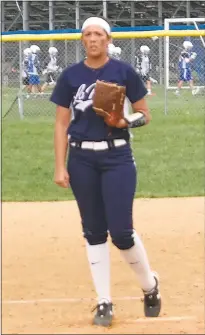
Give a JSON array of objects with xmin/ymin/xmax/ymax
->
[{"xmin": 191, "ymin": 52, "xmax": 197, "ymax": 60}]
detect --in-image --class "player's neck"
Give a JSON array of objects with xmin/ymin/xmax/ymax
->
[{"xmin": 84, "ymin": 55, "xmax": 110, "ymax": 69}]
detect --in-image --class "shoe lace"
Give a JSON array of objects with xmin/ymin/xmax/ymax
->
[
  {"xmin": 143, "ymin": 288, "xmax": 160, "ymax": 307},
  {"xmin": 91, "ymin": 304, "xmax": 98, "ymax": 313},
  {"xmin": 91, "ymin": 302, "xmax": 113, "ymax": 314}
]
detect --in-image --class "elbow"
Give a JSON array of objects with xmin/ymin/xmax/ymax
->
[
  {"xmin": 143, "ymin": 110, "xmax": 151, "ymax": 125},
  {"xmin": 55, "ymin": 120, "xmax": 69, "ymax": 135},
  {"xmin": 145, "ymin": 113, "xmax": 151, "ymax": 124}
]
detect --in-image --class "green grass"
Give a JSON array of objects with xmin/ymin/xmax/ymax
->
[
  {"xmin": 2, "ymin": 86, "xmax": 205, "ymax": 201},
  {"xmin": 2, "ymin": 87, "xmax": 19, "ymax": 118},
  {"xmin": 2, "ymin": 86, "xmax": 55, "ymax": 119}
]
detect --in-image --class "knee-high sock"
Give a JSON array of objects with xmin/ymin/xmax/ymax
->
[
  {"xmin": 85, "ymin": 241, "xmax": 111, "ymax": 303},
  {"xmin": 120, "ymin": 231, "xmax": 156, "ymax": 292}
]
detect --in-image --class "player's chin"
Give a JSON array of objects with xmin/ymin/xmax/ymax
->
[{"xmin": 87, "ymin": 50, "xmax": 101, "ymax": 58}]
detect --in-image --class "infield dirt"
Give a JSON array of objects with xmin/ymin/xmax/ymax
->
[{"xmin": 2, "ymin": 197, "xmax": 204, "ymax": 334}]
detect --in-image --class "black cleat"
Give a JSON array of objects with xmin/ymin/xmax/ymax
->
[
  {"xmin": 93, "ymin": 302, "xmax": 113, "ymax": 327},
  {"xmin": 143, "ymin": 274, "xmax": 161, "ymax": 317}
]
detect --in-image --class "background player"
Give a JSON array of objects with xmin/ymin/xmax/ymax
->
[
  {"xmin": 22, "ymin": 47, "xmax": 31, "ymax": 91},
  {"xmin": 108, "ymin": 43, "xmax": 122, "ymax": 60},
  {"xmin": 51, "ymin": 16, "xmax": 161, "ymax": 327},
  {"xmin": 175, "ymin": 40, "xmax": 197, "ymax": 96},
  {"xmin": 41, "ymin": 46, "xmax": 62, "ymax": 92},
  {"xmin": 136, "ymin": 45, "xmax": 154, "ymax": 96},
  {"xmin": 27, "ymin": 44, "xmax": 42, "ymax": 95}
]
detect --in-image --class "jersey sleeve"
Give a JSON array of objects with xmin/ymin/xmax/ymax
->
[
  {"xmin": 125, "ymin": 65, "xmax": 147, "ymax": 103},
  {"xmin": 50, "ymin": 69, "xmax": 73, "ymax": 108}
]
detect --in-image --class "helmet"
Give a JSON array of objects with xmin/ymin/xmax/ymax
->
[
  {"xmin": 49, "ymin": 47, "xmax": 58, "ymax": 55},
  {"xmin": 23, "ymin": 48, "xmax": 31, "ymax": 56},
  {"xmin": 30, "ymin": 45, "xmax": 40, "ymax": 53},
  {"xmin": 108, "ymin": 43, "xmax": 116, "ymax": 55},
  {"xmin": 115, "ymin": 47, "xmax": 122, "ymax": 55},
  {"xmin": 140, "ymin": 45, "xmax": 150, "ymax": 54},
  {"xmin": 183, "ymin": 41, "xmax": 193, "ymax": 50}
]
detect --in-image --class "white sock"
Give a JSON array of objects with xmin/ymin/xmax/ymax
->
[
  {"xmin": 147, "ymin": 88, "xmax": 152, "ymax": 95},
  {"xmin": 85, "ymin": 241, "xmax": 111, "ymax": 304},
  {"xmin": 120, "ymin": 231, "xmax": 156, "ymax": 292}
]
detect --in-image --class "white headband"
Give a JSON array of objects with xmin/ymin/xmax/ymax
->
[{"xmin": 82, "ymin": 17, "xmax": 111, "ymax": 35}]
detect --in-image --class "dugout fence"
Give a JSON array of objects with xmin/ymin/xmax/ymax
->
[{"xmin": 1, "ymin": 22, "xmax": 205, "ymax": 119}]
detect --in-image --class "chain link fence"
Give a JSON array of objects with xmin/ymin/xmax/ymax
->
[{"xmin": 2, "ymin": 35, "xmax": 205, "ymax": 120}]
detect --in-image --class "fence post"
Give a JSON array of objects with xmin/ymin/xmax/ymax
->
[
  {"xmin": 75, "ymin": 0, "xmax": 80, "ymax": 62},
  {"xmin": 164, "ymin": 35, "xmax": 168, "ymax": 115},
  {"xmin": 18, "ymin": 41, "xmax": 24, "ymax": 119}
]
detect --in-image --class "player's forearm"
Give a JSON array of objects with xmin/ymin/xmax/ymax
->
[
  {"xmin": 54, "ymin": 106, "xmax": 71, "ymax": 169},
  {"xmin": 54, "ymin": 122, "xmax": 68, "ymax": 168},
  {"xmin": 126, "ymin": 98, "xmax": 151, "ymax": 127},
  {"xmin": 139, "ymin": 108, "xmax": 151, "ymax": 124}
]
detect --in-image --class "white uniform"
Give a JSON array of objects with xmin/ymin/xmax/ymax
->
[
  {"xmin": 43, "ymin": 54, "xmax": 61, "ymax": 84},
  {"xmin": 136, "ymin": 54, "xmax": 150, "ymax": 81}
]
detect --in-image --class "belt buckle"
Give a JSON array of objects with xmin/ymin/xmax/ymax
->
[{"xmin": 75, "ymin": 141, "xmax": 81, "ymax": 148}]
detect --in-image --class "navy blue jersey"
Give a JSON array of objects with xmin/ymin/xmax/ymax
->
[{"xmin": 50, "ymin": 58, "xmax": 147, "ymax": 141}]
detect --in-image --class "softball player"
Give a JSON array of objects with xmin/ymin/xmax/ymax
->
[
  {"xmin": 175, "ymin": 41, "xmax": 197, "ymax": 96},
  {"xmin": 51, "ymin": 17, "xmax": 161, "ymax": 327}
]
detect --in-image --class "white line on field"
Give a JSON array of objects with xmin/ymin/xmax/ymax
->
[
  {"xmin": 127, "ymin": 316, "xmax": 197, "ymax": 323},
  {"xmin": 2, "ymin": 296, "xmax": 141, "ymax": 305},
  {"xmin": 50, "ymin": 316, "xmax": 197, "ymax": 334},
  {"xmin": 1, "ymin": 298, "xmax": 198, "ymax": 324}
]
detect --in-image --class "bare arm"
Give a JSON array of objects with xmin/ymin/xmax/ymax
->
[{"xmin": 54, "ymin": 106, "xmax": 72, "ymax": 187}]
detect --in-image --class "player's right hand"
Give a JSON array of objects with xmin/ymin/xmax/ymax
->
[
  {"xmin": 115, "ymin": 118, "xmax": 128, "ymax": 128},
  {"xmin": 54, "ymin": 167, "xmax": 70, "ymax": 188}
]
